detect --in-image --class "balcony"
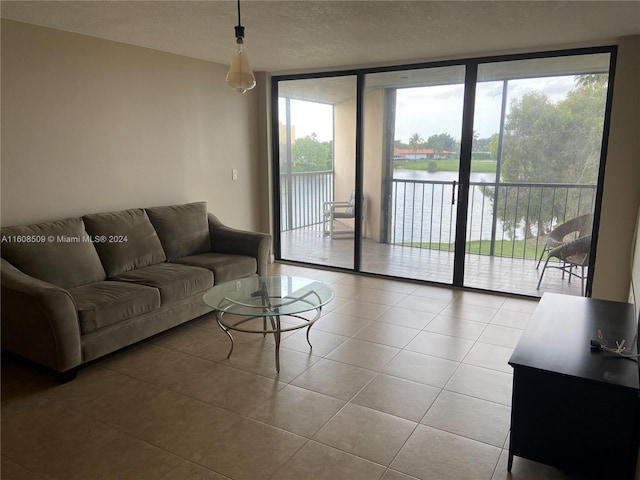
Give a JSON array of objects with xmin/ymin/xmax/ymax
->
[{"xmin": 279, "ymin": 172, "xmax": 595, "ymax": 297}]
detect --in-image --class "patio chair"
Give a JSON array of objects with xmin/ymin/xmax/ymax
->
[
  {"xmin": 536, "ymin": 213, "xmax": 593, "ymax": 269},
  {"xmin": 322, "ymin": 190, "xmax": 365, "ymax": 238},
  {"xmin": 537, "ymin": 234, "xmax": 591, "ymax": 296}
]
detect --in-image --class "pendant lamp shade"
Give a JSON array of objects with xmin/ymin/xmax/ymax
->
[{"xmin": 226, "ymin": 3, "xmax": 256, "ymax": 93}]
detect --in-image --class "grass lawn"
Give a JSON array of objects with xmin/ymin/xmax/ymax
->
[
  {"xmin": 394, "ymin": 159, "xmax": 497, "ymax": 173},
  {"xmin": 402, "ymin": 238, "xmax": 545, "ymax": 259}
]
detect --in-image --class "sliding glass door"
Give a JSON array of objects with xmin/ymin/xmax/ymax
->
[
  {"xmin": 275, "ymin": 76, "xmax": 357, "ymax": 270},
  {"xmin": 273, "ymin": 47, "xmax": 615, "ymax": 297},
  {"xmin": 361, "ymin": 66, "xmax": 466, "ymax": 283},
  {"xmin": 465, "ymin": 53, "xmax": 612, "ymax": 295}
]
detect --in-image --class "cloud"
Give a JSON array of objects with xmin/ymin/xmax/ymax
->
[{"xmin": 283, "ymin": 75, "xmax": 579, "ymax": 145}]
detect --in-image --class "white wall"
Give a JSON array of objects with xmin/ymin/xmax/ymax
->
[
  {"xmin": 1, "ymin": 19, "xmax": 263, "ymax": 232},
  {"xmin": 592, "ymin": 36, "xmax": 640, "ymax": 301}
]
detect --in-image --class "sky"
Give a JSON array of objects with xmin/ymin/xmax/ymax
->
[{"xmin": 282, "ymin": 75, "xmax": 578, "ymax": 144}]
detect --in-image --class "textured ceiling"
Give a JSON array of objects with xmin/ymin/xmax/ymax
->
[{"xmin": 2, "ymin": 1, "xmax": 639, "ymax": 73}]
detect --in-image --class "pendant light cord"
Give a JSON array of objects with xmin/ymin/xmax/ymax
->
[{"xmin": 234, "ymin": 0, "xmax": 244, "ymax": 39}]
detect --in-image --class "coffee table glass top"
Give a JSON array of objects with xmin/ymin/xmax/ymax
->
[{"xmin": 202, "ymin": 275, "xmax": 334, "ymax": 317}]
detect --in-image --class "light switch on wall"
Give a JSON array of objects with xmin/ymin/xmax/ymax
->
[{"xmin": 232, "ymin": 169, "xmax": 238, "ymax": 180}]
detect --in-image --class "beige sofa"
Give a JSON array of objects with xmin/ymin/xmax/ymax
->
[{"xmin": 0, "ymin": 202, "xmax": 271, "ymax": 381}]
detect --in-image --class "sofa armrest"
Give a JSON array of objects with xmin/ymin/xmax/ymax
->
[
  {"xmin": 1, "ymin": 258, "xmax": 82, "ymax": 373},
  {"xmin": 207, "ymin": 213, "xmax": 272, "ymax": 276}
]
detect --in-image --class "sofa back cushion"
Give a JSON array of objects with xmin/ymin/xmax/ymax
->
[
  {"xmin": 1, "ymin": 217, "xmax": 107, "ymax": 289},
  {"xmin": 145, "ymin": 202, "xmax": 210, "ymax": 261},
  {"xmin": 83, "ymin": 209, "xmax": 167, "ymax": 277}
]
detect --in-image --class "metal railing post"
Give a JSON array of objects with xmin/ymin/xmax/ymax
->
[
  {"xmin": 284, "ymin": 98, "xmax": 293, "ymax": 231},
  {"xmin": 490, "ymin": 80, "xmax": 508, "ymax": 256}
]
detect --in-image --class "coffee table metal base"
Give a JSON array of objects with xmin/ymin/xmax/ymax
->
[
  {"xmin": 215, "ymin": 308, "xmax": 321, "ymax": 373},
  {"xmin": 204, "ymin": 276, "xmax": 334, "ymax": 373}
]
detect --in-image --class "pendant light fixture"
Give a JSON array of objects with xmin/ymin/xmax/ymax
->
[{"xmin": 225, "ymin": 0, "xmax": 256, "ymax": 93}]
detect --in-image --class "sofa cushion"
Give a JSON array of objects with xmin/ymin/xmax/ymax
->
[
  {"xmin": 68, "ymin": 281, "xmax": 161, "ymax": 334},
  {"xmin": 83, "ymin": 208, "xmax": 166, "ymax": 277},
  {"xmin": 111, "ymin": 263, "xmax": 213, "ymax": 304},
  {"xmin": 145, "ymin": 202, "xmax": 210, "ymax": 261},
  {"xmin": 1, "ymin": 218, "xmax": 107, "ymax": 289},
  {"xmin": 173, "ymin": 252, "xmax": 257, "ymax": 284}
]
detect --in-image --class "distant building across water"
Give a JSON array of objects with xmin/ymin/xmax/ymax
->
[{"xmin": 393, "ymin": 148, "xmax": 452, "ymax": 160}]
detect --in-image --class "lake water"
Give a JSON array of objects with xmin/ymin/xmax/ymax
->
[
  {"xmin": 392, "ymin": 169, "xmax": 502, "ymax": 244},
  {"xmin": 394, "ymin": 170, "xmax": 496, "ymax": 183}
]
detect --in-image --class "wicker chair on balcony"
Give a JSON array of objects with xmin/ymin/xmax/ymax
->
[
  {"xmin": 537, "ymin": 234, "xmax": 591, "ymax": 296},
  {"xmin": 536, "ymin": 213, "xmax": 593, "ymax": 269},
  {"xmin": 322, "ymin": 190, "xmax": 365, "ymax": 238}
]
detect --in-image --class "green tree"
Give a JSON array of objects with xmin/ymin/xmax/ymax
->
[
  {"xmin": 472, "ymin": 132, "xmax": 495, "ymax": 160},
  {"xmin": 575, "ymin": 73, "xmax": 608, "ymax": 89},
  {"xmin": 557, "ymin": 78, "xmax": 607, "ymax": 183},
  {"xmin": 473, "ymin": 133, "xmax": 492, "ymax": 152},
  {"xmin": 426, "ymin": 133, "xmax": 456, "ymax": 156},
  {"xmin": 486, "ymin": 133, "xmax": 500, "ymax": 160},
  {"xmin": 292, "ymin": 133, "xmax": 333, "ymax": 172},
  {"xmin": 501, "ymin": 92, "xmax": 564, "ymax": 183},
  {"xmin": 408, "ymin": 133, "xmax": 424, "ymax": 160},
  {"xmin": 486, "ymin": 78, "xmax": 607, "ymax": 239}
]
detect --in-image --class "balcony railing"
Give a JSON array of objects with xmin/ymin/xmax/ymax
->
[
  {"xmin": 391, "ymin": 179, "xmax": 596, "ymax": 259},
  {"xmin": 280, "ymin": 171, "xmax": 333, "ymax": 231},
  {"xmin": 280, "ymin": 172, "xmax": 596, "ymax": 261}
]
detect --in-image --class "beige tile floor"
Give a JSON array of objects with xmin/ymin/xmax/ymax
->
[{"xmin": 0, "ymin": 263, "xmax": 630, "ymax": 480}]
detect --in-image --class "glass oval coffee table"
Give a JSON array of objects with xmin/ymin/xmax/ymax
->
[{"xmin": 203, "ymin": 275, "xmax": 334, "ymax": 372}]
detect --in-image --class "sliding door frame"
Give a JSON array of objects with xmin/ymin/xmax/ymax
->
[
  {"xmin": 453, "ymin": 62, "xmax": 478, "ymax": 286},
  {"xmin": 271, "ymin": 45, "xmax": 617, "ymax": 296}
]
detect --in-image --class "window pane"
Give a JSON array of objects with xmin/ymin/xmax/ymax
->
[
  {"xmin": 362, "ymin": 66, "xmax": 466, "ymax": 283},
  {"xmin": 465, "ymin": 53, "xmax": 611, "ymax": 296},
  {"xmin": 277, "ymin": 76, "xmax": 357, "ymax": 269}
]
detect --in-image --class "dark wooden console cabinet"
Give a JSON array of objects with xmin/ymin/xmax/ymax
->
[{"xmin": 508, "ymin": 293, "xmax": 639, "ymax": 479}]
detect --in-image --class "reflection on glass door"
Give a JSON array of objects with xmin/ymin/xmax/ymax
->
[
  {"xmin": 277, "ymin": 76, "xmax": 357, "ymax": 270},
  {"xmin": 361, "ymin": 66, "xmax": 466, "ymax": 283},
  {"xmin": 466, "ymin": 54, "xmax": 612, "ymax": 296}
]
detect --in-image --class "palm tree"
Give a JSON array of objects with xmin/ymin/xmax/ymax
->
[
  {"xmin": 408, "ymin": 133, "xmax": 424, "ymax": 161},
  {"xmin": 575, "ymin": 74, "xmax": 607, "ymax": 89}
]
